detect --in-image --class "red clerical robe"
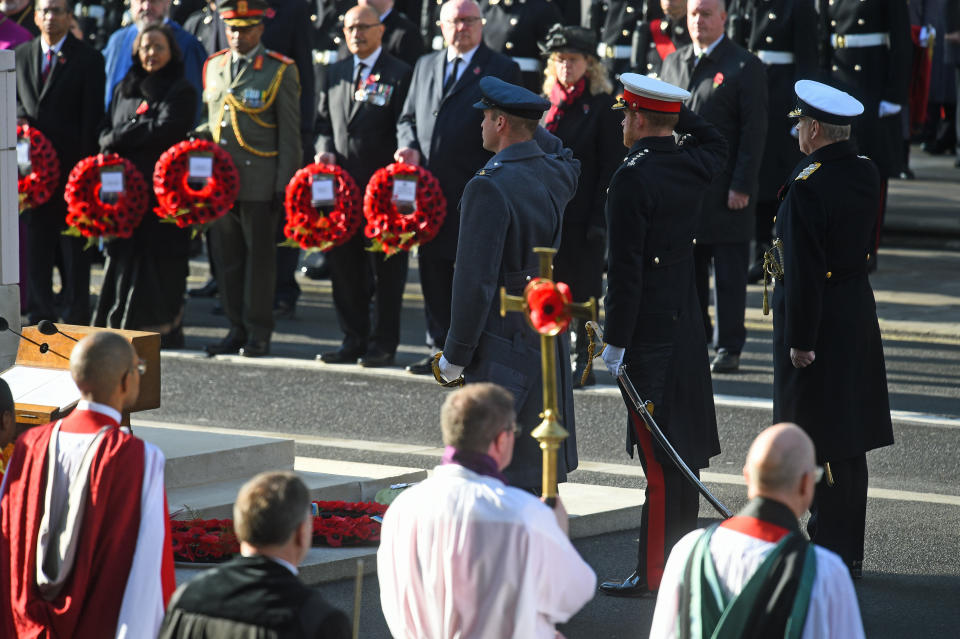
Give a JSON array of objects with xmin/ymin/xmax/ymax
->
[{"xmin": 0, "ymin": 403, "xmax": 175, "ymax": 638}]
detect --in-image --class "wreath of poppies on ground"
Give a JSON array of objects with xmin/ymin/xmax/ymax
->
[
  {"xmin": 16, "ymin": 124, "xmax": 60, "ymax": 213},
  {"xmin": 282, "ymin": 163, "xmax": 362, "ymax": 252},
  {"xmin": 171, "ymin": 517, "xmax": 240, "ymax": 563},
  {"xmin": 64, "ymin": 153, "xmax": 148, "ymax": 241},
  {"xmin": 311, "ymin": 500, "xmax": 389, "ymax": 547},
  {"xmin": 363, "ymin": 163, "xmax": 447, "ymax": 255},
  {"xmin": 153, "ymin": 139, "xmax": 239, "ymax": 229}
]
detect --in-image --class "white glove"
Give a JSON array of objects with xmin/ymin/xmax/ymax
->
[
  {"xmin": 600, "ymin": 344, "xmax": 625, "ymax": 377},
  {"xmin": 878, "ymin": 101, "xmax": 902, "ymax": 118},
  {"xmin": 438, "ymin": 354, "xmax": 464, "ymax": 383}
]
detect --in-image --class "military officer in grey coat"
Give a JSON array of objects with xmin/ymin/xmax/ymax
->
[
  {"xmin": 435, "ymin": 76, "xmax": 581, "ymax": 492},
  {"xmin": 201, "ymin": 0, "xmax": 302, "ymax": 357}
]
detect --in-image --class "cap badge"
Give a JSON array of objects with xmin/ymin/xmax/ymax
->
[{"xmin": 237, "ymin": 0, "xmax": 247, "ymax": 14}]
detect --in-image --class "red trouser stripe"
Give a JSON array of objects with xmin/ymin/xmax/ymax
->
[{"xmin": 630, "ymin": 411, "xmax": 666, "ymax": 589}]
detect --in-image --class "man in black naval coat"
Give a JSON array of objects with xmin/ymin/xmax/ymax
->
[
  {"xmin": 589, "ymin": 0, "xmax": 661, "ymax": 80},
  {"xmin": 314, "ymin": 5, "xmax": 413, "ymax": 368},
  {"xmin": 478, "ymin": 0, "xmax": 561, "ymax": 92},
  {"xmin": 659, "ymin": 0, "xmax": 767, "ymax": 374},
  {"xmin": 819, "ymin": 0, "xmax": 911, "ymax": 268},
  {"xmin": 395, "ymin": 0, "xmax": 520, "ymax": 375},
  {"xmin": 434, "ymin": 76, "xmax": 581, "ymax": 492},
  {"xmin": 726, "ymin": 0, "xmax": 816, "ymax": 283},
  {"xmin": 630, "ymin": 0, "xmax": 690, "ymax": 78},
  {"xmin": 15, "ymin": 0, "xmax": 105, "ymax": 325},
  {"xmin": 771, "ymin": 80, "xmax": 893, "ymax": 579},
  {"xmin": 597, "ymin": 73, "xmax": 725, "ymax": 598}
]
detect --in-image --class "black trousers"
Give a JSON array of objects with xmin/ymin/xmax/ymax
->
[
  {"xmin": 694, "ymin": 241, "xmax": 749, "ymax": 354},
  {"xmin": 23, "ymin": 202, "xmax": 91, "ymax": 325},
  {"xmin": 210, "ymin": 201, "xmax": 278, "ymax": 342},
  {"xmin": 629, "ymin": 409, "xmax": 700, "ymax": 590},
  {"xmin": 418, "ymin": 254, "xmax": 454, "ymax": 349},
  {"xmin": 327, "ymin": 233, "xmax": 409, "ymax": 355},
  {"xmin": 807, "ymin": 454, "xmax": 868, "ymax": 569}
]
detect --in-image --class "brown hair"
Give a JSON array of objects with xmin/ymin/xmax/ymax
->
[
  {"xmin": 233, "ymin": 471, "xmax": 310, "ymax": 546},
  {"xmin": 440, "ymin": 383, "xmax": 516, "ymax": 453},
  {"xmin": 133, "ymin": 23, "xmax": 183, "ymax": 65}
]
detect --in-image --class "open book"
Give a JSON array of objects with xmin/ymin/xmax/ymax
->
[{"xmin": 0, "ymin": 365, "xmax": 80, "ymax": 413}]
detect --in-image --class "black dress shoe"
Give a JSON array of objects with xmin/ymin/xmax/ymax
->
[
  {"xmin": 317, "ymin": 348, "xmax": 362, "ymax": 364},
  {"xmin": 359, "ymin": 349, "xmax": 395, "ymax": 368},
  {"xmin": 598, "ymin": 571, "xmax": 656, "ymax": 598},
  {"xmin": 205, "ymin": 332, "xmax": 246, "ymax": 356},
  {"xmin": 406, "ymin": 355, "xmax": 436, "ymax": 375},
  {"xmin": 189, "ymin": 278, "xmax": 218, "ymax": 298},
  {"xmin": 239, "ymin": 340, "xmax": 270, "ymax": 358},
  {"xmin": 710, "ymin": 349, "xmax": 741, "ymax": 374}
]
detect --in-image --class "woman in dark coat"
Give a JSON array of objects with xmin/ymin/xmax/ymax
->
[
  {"xmin": 540, "ymin": 24, "xmax": 624, "ymax": 386},
  {"xmin": 95, "ymin": 23, "xmax": 196, "ymax": 347}
]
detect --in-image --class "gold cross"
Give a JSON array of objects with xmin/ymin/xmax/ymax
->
[{"xmin": 499, "ymin": 247, "xmax": 596, "ymax": 503}]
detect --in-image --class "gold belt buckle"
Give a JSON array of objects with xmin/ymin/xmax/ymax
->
[
  {"xmin": 604, "ymin": 44, "xmax": 616, "ymax": 59},
  {"xmin": 835, "ymin": 34, "xmax": 846, "ymax": 49}
]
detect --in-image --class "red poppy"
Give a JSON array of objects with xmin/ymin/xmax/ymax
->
[
  {"xmin": 64, "ymin": 153, "xmax": 147, "ymax": 240},
  {"xmin": 282, "ymin": 163, "xmax": 362, "ymax": 251},
  {"xmin": 363, "ymin": 163, "xmax": 446, "ymax": 254},
  {"xmin": 153, "ymin": 139, "xmax": 239, "ymax": 229},
  {"xmin": 16, "ymin": 125, "xmax": 61, "ymax": 213},
  {"xmin": 713, "ymin": 72, "xmax": 724, "ymax": 87},
  {"xmin": 524, "ymin": 278, "xmax": 574, "ymax": 335}
]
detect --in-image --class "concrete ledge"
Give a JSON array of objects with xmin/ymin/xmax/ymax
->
[
  {"xmin": 135, "ymin": 425, "xmax": 295, "ymax": 490},
  {"xmin": 561, "ymin": 483, "xmax": 642, "ymax": 539},
  {"xmin": 294, "ymin": 458, "xmax": 427, "ymax": 502}
]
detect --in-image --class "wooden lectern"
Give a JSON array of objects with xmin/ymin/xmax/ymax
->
[{"xmin": 1, "ymin": 325, "xmax": 160, "ymax": 429}]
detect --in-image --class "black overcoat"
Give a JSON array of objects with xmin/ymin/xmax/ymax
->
[
  {"xmin": 771, "ymin": 140, "xmax": 894, "ymax": 462},
  {"xmin": 727, "ymin": 0, "xmax": 817, "ymax": 201},
  {"xmin": 550, "ymin": 89, "xmax": 623, "ymax": 301},
  {"xmin": 443, "ymin": 129, "xmax": 581, "ymax": 489},
  {"xmin": 479, "ymin": 0, "xmax": 561, "ymax": 92},
  {"xmin": 604, "ymin": 107, "xmax": 727, "ymax": 470},
  {"xmin": 660, "ymin": 38, "xmax": 768, "ymax": 244},
  {"xmin": 630, "ymin": 15, "xmax": 690, "ymax": 78},
  {"xmin": 818, "ymin": 0, "xmax": 911, "ymax": 178},
  {"xmin": 396, "ymin": 44, "xmax": 520, "ymax": 261}
]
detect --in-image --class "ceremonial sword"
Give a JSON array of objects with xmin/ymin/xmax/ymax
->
[{"xmin": 584, "ymin": 321, "xmax": 733, "ymax": 519}]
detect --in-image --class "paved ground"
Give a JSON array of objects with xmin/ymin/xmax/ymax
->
[{"xmin": 122, "ymin": 147, "xmax": 960, "ymax": 637}]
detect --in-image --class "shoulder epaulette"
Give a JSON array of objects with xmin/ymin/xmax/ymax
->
[
  {"xmin": 795, "ymin": 161, "xmax": 821, "ymax": 181},
  {"xmin": 266, "ymin": 50, "xmax": 294, "ymax": 64},
  {"xmin": 857, "ymin": 154, "xmax": 871, "ymax": 161},
  {"xmin": 202, "ymin": 49, "xmax": 230, "ymax": 87},
  {"xmin": 624, "ymin": 148, "xmax": 650, "ymax": 167},
  {"xmin": 476, "ymin": 165, "xmax": 500, "ymax": 176}
]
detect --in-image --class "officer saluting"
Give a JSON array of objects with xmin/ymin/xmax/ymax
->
[
  {"xmin": 434, "ymin": 76, "xmax": 581, "ymax": 493},
  {"xmin": 770, "ymin": 80, "xmax": 893, "ymax": 579},
  {"xmin": 598, "ymin": 73, "xmax": 726, "ymax": 597},
  {"xmin": 201, "ymin": 0, "xmax": 302, "ymax": 357}
]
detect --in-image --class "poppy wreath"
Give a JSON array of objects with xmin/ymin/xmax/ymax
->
[
  {"xmin": 16, "ymin": 124, "xmax": 60, "ymax": 213},
  {"xmin": 363, "ymin": 163, "xmax": 447, "ymax": 255},
  {"xmin": 170, "ymin": 517, "xmax": 240, "ymax": 563},
  {"xmin": 64, "ymin": 154, "xmax": 148, "ymax": 241},
  {"xmin": 311, "ymin": 500, "xmax": 389, "ymax": 548},
  {"xmin": 153, "ymin": 139, "xmax": 240, "ymax": 229},
  {"xmin": 282, "ymin": 163, "xmax": 362, "ymax": 252}
]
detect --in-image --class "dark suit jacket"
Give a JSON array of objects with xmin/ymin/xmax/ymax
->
[
  {"xmin": 159, "ymin": 555, "xmax": 351, "ymax": 639},
  {"xmin": 15, "ymin": 34, "xmax": 105, "ymax": 223},
  {"xmin": 396, "ymin": 43, "xmax": 521, "ymax": 260},
  {"xmin": 660, "ymin": 37, "xmax": 767, "ymax": 244},
  {"xmin": 315, "ymin": 51, "xmax": 413, "ymax": 187}
]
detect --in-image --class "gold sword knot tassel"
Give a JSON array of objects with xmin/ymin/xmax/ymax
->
[{"xmin": 762, "ymin": 238, "xmax": 785, "ymax": 316}]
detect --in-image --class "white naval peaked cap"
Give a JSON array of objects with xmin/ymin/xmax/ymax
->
[
  {"xmin": 613, "ymin": 72, "xmax": 690, "ymax": 113},
  {"xmin": 789, "ymin": 79, "xmax": 864, "ymax": 125}
]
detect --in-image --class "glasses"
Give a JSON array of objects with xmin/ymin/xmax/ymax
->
[
  {"xmin": 441, "ymin": 16, "xmax": 482, "ymax": 27},
  {"xmin": 37, "ymin": 7, "xmax": 68, "ymax": 15},
  {"xmin": 344, "ymin": 22, "xmax": 380, "ymax": 33}
]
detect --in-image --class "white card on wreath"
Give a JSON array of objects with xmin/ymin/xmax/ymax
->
[
  {"xmin": 100, "ymin": 169, "xmax": 124, "ymax": 193},
  {"xmin": 189, "ymin": 155, "xmax": 214, "ymax": 179},
  {"xmin": 16, "ymin": 141, "xmax": 30, "ymax": 165},
  {"xmin": 392, "ymin": 176, "xmax": 417, "ymax": 207},
  {"xmin": 311, "ymin": 175, "xmax": 336, "ymax": 206}
]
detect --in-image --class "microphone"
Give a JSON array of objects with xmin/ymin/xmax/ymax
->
[
  {"xmin": 37, "ymin": 320, "xmax": 79, "ymax": 343},
  {"xmin": 0, "ymin": 316, "xmax": 69, "ymax": 361}
]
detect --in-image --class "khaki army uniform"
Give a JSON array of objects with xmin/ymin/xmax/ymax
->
[{"xmin": 200, "ymin": 43, "xmax": 301, "ymax": 345}]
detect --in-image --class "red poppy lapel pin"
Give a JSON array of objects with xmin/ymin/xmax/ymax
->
[
  {"xmin": 136, "ymin": 101, "xmax": 149, "ymax": 115},
  {"xmin": 712, "ymin": 72, "xmax": 724, "ymax": 89},
  {"xmin": 265, "ymin": 7, "xmax": 275, "ymax": 18},
  {"xmin": 473, "ymin": 66, "xmax": 481, "ymax": 75}
]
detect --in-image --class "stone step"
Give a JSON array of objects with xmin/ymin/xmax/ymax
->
[
  {"xmin": 135, "ymin": 425, "xmax": 294, "ymax": 490},
  {"xmin": 169, "ymin": 459, "xmax": 426, "ymax": 520},
  {"xmin": 175, "ymin": 477, "xmax": 643, "ymax": 586}
]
